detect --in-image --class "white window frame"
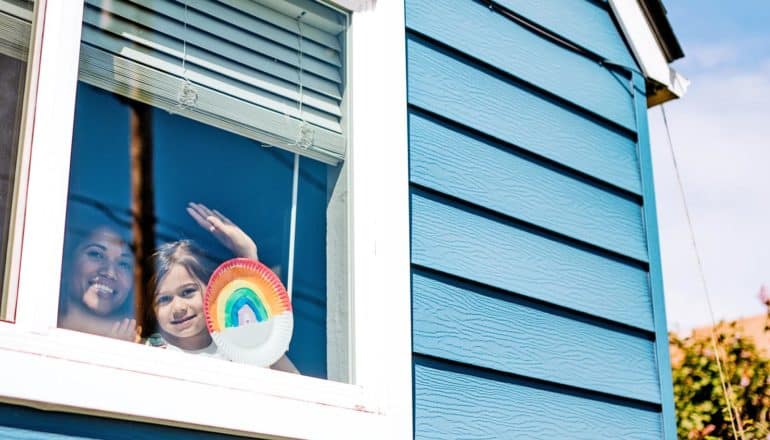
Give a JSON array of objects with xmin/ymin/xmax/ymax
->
[{"xmin": 0, "ymin": 1, "xmax": 412, "ymax": 439}]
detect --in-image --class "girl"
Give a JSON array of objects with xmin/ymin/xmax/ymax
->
[{"xmin": 144, "ymin": 203, "xmax": 297, "ymax": 372}]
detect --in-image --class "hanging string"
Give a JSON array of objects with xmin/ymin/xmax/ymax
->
[
  {"xmin": 287, "ymin": 153, "xmax": 300, "ymax": 299},
  {"xmin": 660, "ymin": 105, "xmax": 746, "ymax": 440},
  {"xmin": 287, "ymin": 12, "xmax": 309, "ymax": 299},
  {"xmin": 177, "ymin": 0, "xmax": 198, "ymax": 109},
  {"xmin": 292, "ymin": 13, "xmax": 314, "ymax": 150}
]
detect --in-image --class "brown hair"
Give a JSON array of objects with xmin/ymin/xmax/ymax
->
[{"xmin": 140, "ymin": 240, "xmax": 216, "ymax": 338}]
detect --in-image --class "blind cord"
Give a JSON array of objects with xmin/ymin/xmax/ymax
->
[
  {"xmin": 287, "ymin": 12, "xmax": 309, "ymax": 299},
  {"xmin": 177, "ymin": 0, "xmax": 197, "ymax": 109}
]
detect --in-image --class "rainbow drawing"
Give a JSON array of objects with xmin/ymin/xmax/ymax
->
[{"xmin": 204, "ymin": 258, "xmax": 293, "ymax": 366}]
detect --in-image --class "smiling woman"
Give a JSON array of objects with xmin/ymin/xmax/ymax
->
[{"xmin": 58, "ymin": 206, "xmax": 137, "ymax": 341}]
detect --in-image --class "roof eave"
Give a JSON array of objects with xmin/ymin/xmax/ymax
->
[
  {"xmin": 638, "ymin": 0, "xmax": 684, "ymax": 62},
  {"xmin": 608, "ymin": 0, "xmax": 689, "ymax": 107}
]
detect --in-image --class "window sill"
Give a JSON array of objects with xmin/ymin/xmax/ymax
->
[{"xmin": 0, "ymin": 323, "xmax": 384, "ymax": 439}]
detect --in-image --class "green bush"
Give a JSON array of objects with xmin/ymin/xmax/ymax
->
[{"xmin": 670, "ymin": 319, "xmax": 770, "ymax": 439}]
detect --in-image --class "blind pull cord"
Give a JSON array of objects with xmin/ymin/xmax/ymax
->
[
  {"xmin": 287, "ymin": 12, "xmax": 309, "ymax": 299},
  {"xmin": 177, "ymin": 0, "xmax": 197, "ymax": 109}
]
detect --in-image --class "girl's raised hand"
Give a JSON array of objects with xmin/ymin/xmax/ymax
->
[{"xmin": 186, "ymin": 202, "xmax": 259, "ymax": 260}]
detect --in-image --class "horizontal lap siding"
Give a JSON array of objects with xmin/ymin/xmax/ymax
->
[
  {"xmin": 494, "ymin": 0, "xmax": 637, "ymax": 67},
  {"xmin": 409, "ymin": 111, "xmax": 647, "ymax": 262},
  {"xmin": 405, "ymin": 0, "xmax": 636, "ymax": 132},
  {"xmin": 0, "ymin": 404, "xmax": 252, "ymax": 439},
  {"xmin": 412, "ymin": 270, "xmax": 660, "ymax": 403},
  {"xmin": 407, "ymin": 36, "xmax": 641, "ymax": 195},
  {"xmin": 411, "ymin": 191, "xmax": 653, "ymax": 331},
  {"xmin": 406, "ymin": 0, "xmax": 667, "ymax": 437},
  {"xmin": 415, "ymin": 360, "xmax": 662, "ymax": 440}
]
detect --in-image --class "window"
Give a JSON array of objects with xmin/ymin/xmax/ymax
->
[
  {"xmin": 59, "ymin": 0, "xmax": 349, "ymax": 380},
  {"xmin": 0, "ymin": 0, "xmax": 36, "ymax": 320},
  {"xmin": 0, "ymin": 1, "xmax": 411, "ymax": 438}
]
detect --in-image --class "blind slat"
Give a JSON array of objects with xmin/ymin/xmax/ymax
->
[
  {"xmin": 256, "ymin": 0, "xmax": 345, "ymax": 35},
  {"xmin": 82, "ymin": 6, "xmax": 342, "ymax": 101},
  {"xmin": 81, "ymin": 27, "xmax": 342, "ymax": 132},
  {"xmin": 79, "ymin": 45, "xmax": 345, "ymax": 163},
  {"xmin": 82, "ymin": 8, "xmax": 342, "ymax": 116},
  {"xmin": 173, "ymin": 0, "xmax": 342, "ymax": 67},
  {"xmin": 81, "ymin": 0, "xmax": 347, "ymax": 162},
  {"xmin": 0, "ymin": 10, "xmax": 30, "ymax": 60},
  {"xmin": 0, "ymin": 0, "xmax": 32, "ymax": 22},
  {"xmin": 86, "ymin": 0, "xmax": 342, "ymax": 84},
  {"xmin": 216, "ymin": 0, "xmax": 341, "ymax": 51}
]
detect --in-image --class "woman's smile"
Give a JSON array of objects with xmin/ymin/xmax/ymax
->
[{"xmin": 69, "ymin": 227, "xmax": 134, "ymax": 315}]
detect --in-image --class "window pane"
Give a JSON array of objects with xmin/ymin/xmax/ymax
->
[
  {"xmin": 1, "ymin": 0, "xmax": 35, "ymax": 319},
  {"xmin": 59, "ymin": 81, "xmax": 344, "ymax": 380}
]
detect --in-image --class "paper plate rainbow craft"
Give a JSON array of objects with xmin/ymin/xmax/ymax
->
[{"xmin": 204, "ymin": 258, "xmax": 293, "ymax": 366}]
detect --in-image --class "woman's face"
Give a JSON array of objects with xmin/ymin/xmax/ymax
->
[
  {"xmin": 69, "ymin": 227, "xmax": 133, "ymax": 315},
  {"xmin": 154, "ymin": 264, "xmax": 209, "ymax": 344}
]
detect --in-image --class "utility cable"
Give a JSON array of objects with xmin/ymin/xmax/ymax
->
[{"xmin": 660, "ymin": 105, "xmax": 746, "ymax": 440}]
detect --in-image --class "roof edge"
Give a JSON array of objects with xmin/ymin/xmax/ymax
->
[
  {"xmin": 608, "ymin": 0, "xmax": 689, "ymax": 107},
  {"xmin": 638, "ymin": 0, "xmax": 684, "ymax": 62}
]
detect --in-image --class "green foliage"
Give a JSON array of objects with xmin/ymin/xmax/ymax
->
[{"xmin": 670, "ymin": 319, "xmax": 770, "ymax": 439}]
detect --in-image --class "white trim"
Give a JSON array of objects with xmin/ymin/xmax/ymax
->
[
  {"xmin": 1, "ymin": 1, "xmax": 413, "ymax": 438},
  {"xmin": 0, "ymin": 325, "xmax": 383, "ymax": 440},
  {"xmin": 14, "ymin": 0, "xmax": 84, "ymax": 332},
  {"xmin": 608, "ymin": 0, "xmax": 689, "ymax": 103},
  {"xmin": 1, "ymin": 0, "xmax": 42, "ymax": 320},
  {"xmin": 347, "ymin": 0, "xmax": 412, "ymax": 435},
  {"xmin": 327, "ymin": 0, "xmax": 376, "ymax": 12}
]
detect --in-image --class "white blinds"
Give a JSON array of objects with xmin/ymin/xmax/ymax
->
[
  {"xmin": 0, "ymin": 0, "xmax": 33, "ymax": 61},
  {"xmin": 80, "ymin": 0, "xmax": 347, "ymax": 164}
]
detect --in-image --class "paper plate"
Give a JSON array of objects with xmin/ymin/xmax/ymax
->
[{"xmin": 204, "ymin": 258, "xmax": 293, "ymax": 366}]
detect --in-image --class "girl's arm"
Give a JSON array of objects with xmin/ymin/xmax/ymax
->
[
  {"xmin": 187, "ymin": 202, "xmax": 258, "ymax": 260},
  {"xmin": 271, "ymin": 354, "xmax": 299, "ymax": 374}
]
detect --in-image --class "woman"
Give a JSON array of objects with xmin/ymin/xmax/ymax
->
[
  {"xmin": 144, "ymin": 203, "xmax": 297, "ymax": 372},
  {"xmin": 58, "ymin": 223, "xmax": 137, "ymax": 341}
]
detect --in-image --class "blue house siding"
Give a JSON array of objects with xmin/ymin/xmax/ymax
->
[
  {"xmin": 406, "ymin": 0, "xmax": 674, "ymax": 438},
  {"xmin": 0, "ymin": 404, "xmax": 250, "ymax": 440}
]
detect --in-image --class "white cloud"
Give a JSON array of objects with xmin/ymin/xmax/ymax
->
[
  {"xmin": 685, "ymin": 43, "xmax": 740, "ymax": 69},
  {"xmin": 649, "ymin": 56, "xmax": 770, "ymax": 334}
]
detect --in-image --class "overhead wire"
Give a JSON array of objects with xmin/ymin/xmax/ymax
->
[{"xmin": 660, "ymin": 105, "xmax": 746, "ymax": 440}]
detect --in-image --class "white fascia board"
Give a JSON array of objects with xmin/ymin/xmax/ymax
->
[{"xmin": 608, "ymin": 0, "xmax": 689, "ymax": 105}]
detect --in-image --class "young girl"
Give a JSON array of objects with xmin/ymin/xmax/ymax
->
[{"xmin": 144, "ymin": 203, "xmax": 297, "ymax": 373}]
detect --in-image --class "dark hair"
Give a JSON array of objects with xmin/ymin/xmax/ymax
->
[{"xmin": 140, "ymin": 240, "xmax": 216, "ymax": 337}]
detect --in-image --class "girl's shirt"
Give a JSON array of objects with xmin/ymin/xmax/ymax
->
[
  {"xmin": 146, "ymin": 333, "xmax": 228, "ymax": 360},
  {"xmin": 146, "ymin": 333, "xmax": 299, "ymax": 373}
]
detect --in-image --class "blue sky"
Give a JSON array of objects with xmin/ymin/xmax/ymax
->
[{"xmin": 648, "ymin": 1, "xmax": 770, "ymax": 332}]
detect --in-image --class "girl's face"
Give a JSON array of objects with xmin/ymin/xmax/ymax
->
[
  {"xmin": 69, "ymin": 227, "xmax": 133, "ymax": 315},
  {"xmin": 154, "ymin": 264, "xmax": 209, "ymax": 346}
]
